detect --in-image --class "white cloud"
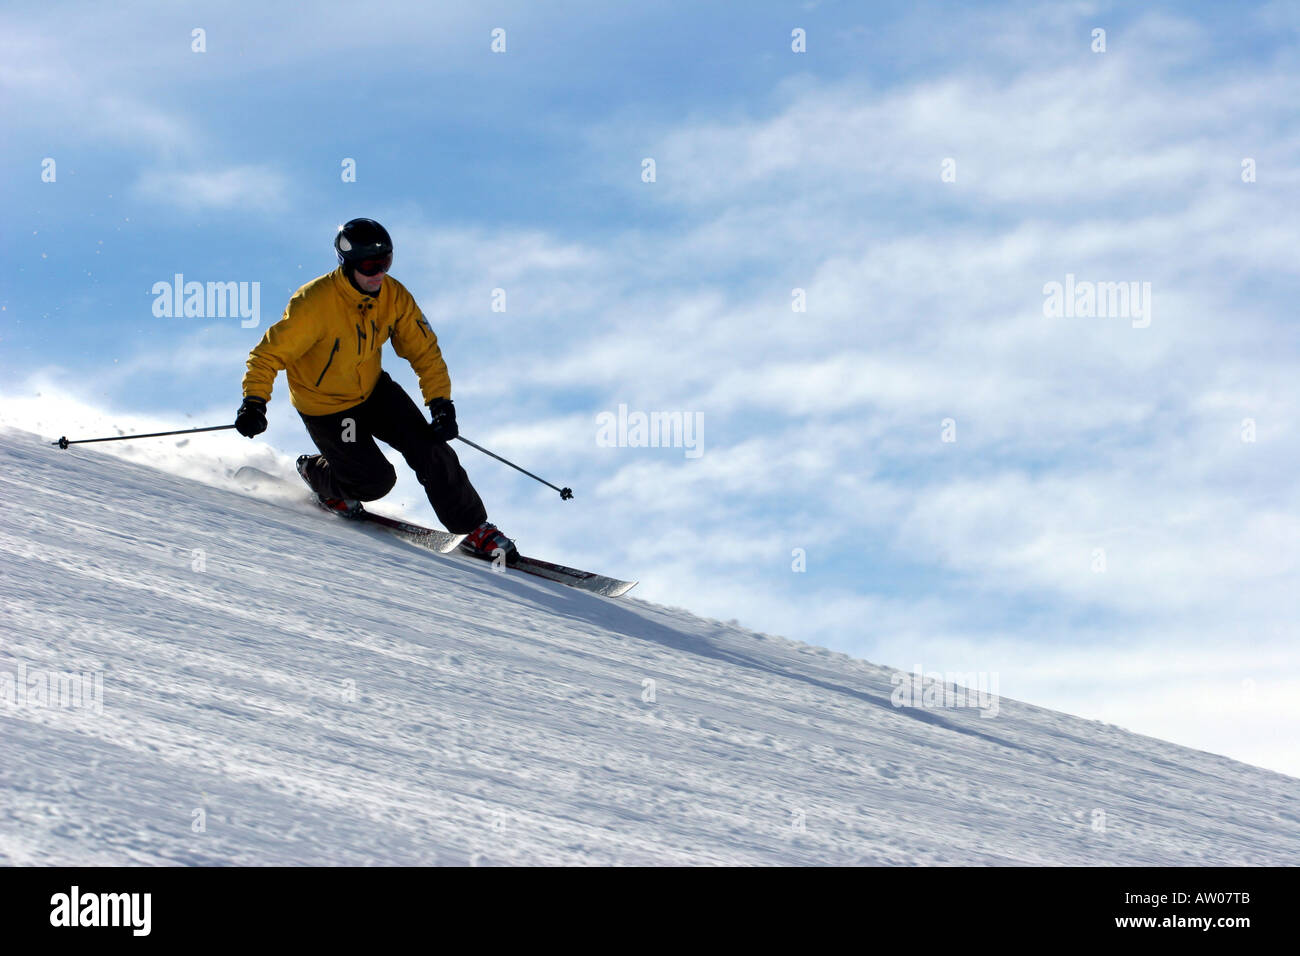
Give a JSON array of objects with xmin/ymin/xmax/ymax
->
[
  {"xmin": 0, "ymin": 25, "xmax": 194, "ymax": 154},
  {"xmin": 132, "ymin": 165, "xmax": 292, "ymax": 211}
]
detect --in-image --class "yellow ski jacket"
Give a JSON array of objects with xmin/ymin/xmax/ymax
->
[{"xmin": 242, "ymin": 268, "xmax": 451, "ymax": 416}]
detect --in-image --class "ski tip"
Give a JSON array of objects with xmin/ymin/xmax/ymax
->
[
  {"xmin": 233, "ymin": 465, "xmax": 288, "ymax": 484},
  {"xmin": 436, "ymin": 533, "xmax": 468, "ymax": 554}
]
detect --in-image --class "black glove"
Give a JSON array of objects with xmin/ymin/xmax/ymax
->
[
  {"xmin": 427, "ymin": 397, "xmax": 458, "ymax": 442},
  {"xmin": 235, "ymin": 396, "xmax": 268, "ymax": 438}
]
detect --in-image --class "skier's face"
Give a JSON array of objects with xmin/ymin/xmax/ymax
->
[{"xmin": 353, "ymin": 264, "xmax": 386, "ymax": 292}]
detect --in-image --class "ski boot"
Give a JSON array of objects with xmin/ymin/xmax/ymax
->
[
  {"xmin": 459, "ymin": 521, "xmax": 519, "ymax": 565},
  {"xmin": 296, "ymin": 454, "xmax": 365, "ymax": 519}
]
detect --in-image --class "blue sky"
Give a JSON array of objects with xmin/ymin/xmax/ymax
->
[{"xmin": 3, "ymin": 1, "xmax": 1299, "ymax": 777}]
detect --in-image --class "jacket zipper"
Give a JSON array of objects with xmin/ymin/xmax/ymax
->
[{"xmin": 315, "ymin": 337, "xmax": 340, "ymax": 386}]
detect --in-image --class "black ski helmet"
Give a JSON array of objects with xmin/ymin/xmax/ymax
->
[{"xmin": 335, "ymin": 218, "xmax": 393, "ymax": 275}]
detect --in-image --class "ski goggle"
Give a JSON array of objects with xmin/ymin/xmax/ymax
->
[{"xmin": 353, "ymin": 253, "xmax": 392, "ymax": 276}]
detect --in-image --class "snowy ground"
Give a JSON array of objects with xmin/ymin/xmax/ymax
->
[{"xmin": 1, "ymin": 424, "xmax": 1297, "ymax": 865}]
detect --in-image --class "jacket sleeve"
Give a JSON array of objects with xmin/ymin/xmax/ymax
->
[
  {"xmin": 390, "ymin": 289, "xmax": 452, "ymax": 404},
  {"xmin": 241, "ymin": 292, "xmax": 322, "ymax": 401}
]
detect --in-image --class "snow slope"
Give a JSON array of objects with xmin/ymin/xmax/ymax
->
[{"xmin": 1, "ymin": 424, "xmax": 1297, "ymax": 865}]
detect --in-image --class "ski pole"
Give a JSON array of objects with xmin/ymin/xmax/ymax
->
[
  {"xmin": 455, "ymin": 435, "xmax": 573, "ymax": 500},
  {"xmin": 51, "ymin": 424, "xmax": 237, "ymax": 449}
]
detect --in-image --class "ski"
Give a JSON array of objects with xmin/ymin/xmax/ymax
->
[
  {"xmin": 458, "ymin": 549, "xmax": 637, "ymax": 597},
  {"xmin": 514, "ymin": 557, "xmax": 636, "ymax": 597},
  {"xmin": 232, "ymin": 465, "xmax": 637, "ymax": 596},
  {"xmin": 234, "ymin": 465, "xmax": 464, "ymax": 553},
  {"xmin": 354, "ymin": 509, "xmax": 466, "ymax": 554},
  {"xmin": 232, "ymin": 464, "xmax": 298, "ymax": 491}
]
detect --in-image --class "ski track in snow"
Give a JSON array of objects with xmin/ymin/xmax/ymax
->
[{"xmin": 1, "ymin": 425, "xmax": 1297, "ymax": 865}]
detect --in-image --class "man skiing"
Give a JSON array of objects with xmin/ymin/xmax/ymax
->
[{"xmin": 234, "ymin": 217, "xmax": 517, "ymax": 564}]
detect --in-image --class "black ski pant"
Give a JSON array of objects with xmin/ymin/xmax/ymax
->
[{"xmin": 298, "ymin": 371, "xmax": 487, "ymax": 533}]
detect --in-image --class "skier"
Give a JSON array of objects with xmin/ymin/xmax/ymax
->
[{"xmin": 233, "ymin": 217, "xmax": 518, "ymax": 564}]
